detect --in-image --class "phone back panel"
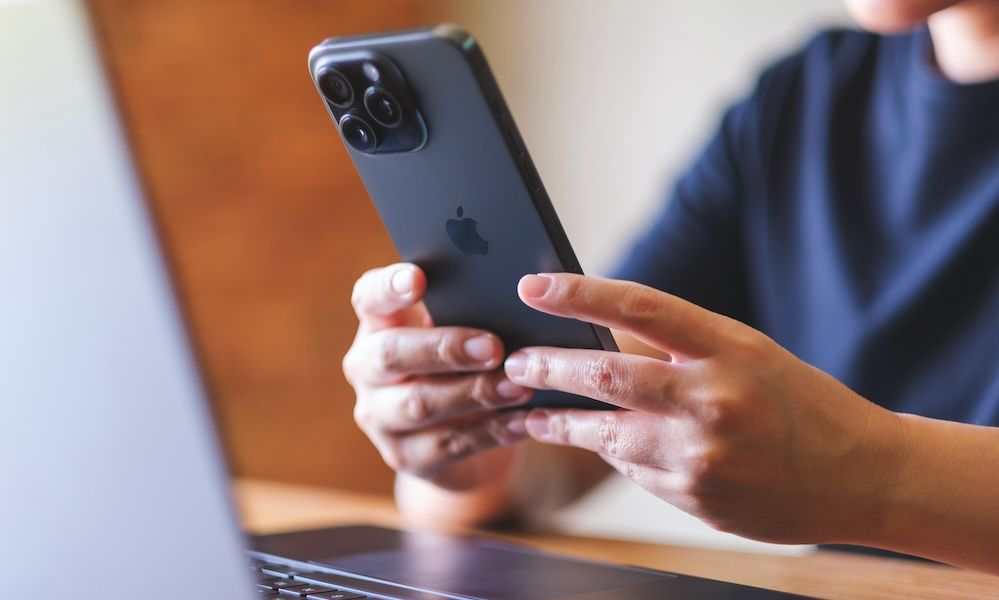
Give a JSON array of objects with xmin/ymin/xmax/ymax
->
[{"xmin": 310, "ymin": 27, "xmax": 616, "ymax": 409}]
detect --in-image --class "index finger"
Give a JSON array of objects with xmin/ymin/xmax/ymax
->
[
  {"xmin": 505, "ymin": 347, "xmax": 685, "ymax": 413},
  {"xmin": 517, "ymin": 273, "xmax": 728, "ymax": 358},
  {"xmin": 352, "ymin": 263, "xmax": 428, "ymax": 333}
]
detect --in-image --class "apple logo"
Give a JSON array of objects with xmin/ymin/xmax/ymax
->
[{"xmin": 446, "ymin": 206, "xmax": 489, "ymax": 256}]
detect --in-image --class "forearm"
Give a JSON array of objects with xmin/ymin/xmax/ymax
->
[
  {"xmin": 864, "ymin": 414, "xmax": 999, "ymax": 573},
  {"xmin": 394, "ymin": 441, "xmax": 610, "ymax": 528}
]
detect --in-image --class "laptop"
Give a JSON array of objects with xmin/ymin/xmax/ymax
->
[{"xmin": 0, "ymin": 1, "xmax": 807, "ymax": 598}]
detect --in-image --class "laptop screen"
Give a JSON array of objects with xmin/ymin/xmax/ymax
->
[{"xmin": 0, "ymin": 1, "xmax": 255, "ymax": 596}]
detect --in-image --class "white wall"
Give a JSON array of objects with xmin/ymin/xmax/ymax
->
[
  {"xmin": 448, "ymin": 0, "xmax": 850, "ymax": 554},
  {"xmin": 451, "ymin": 0, "xmax": 848, "ymax": 274}
]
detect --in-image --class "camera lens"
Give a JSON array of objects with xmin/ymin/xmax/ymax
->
[
  {"xmin": 364, "ymin": 87, "xmax": 403, "ymax": 128},
  {"xmin": 318, "ymin": 68, "xmax": 354, "ymax": 107},
  {"xmin": 339, "ymin": 114, "xmax": 377, "ymax": 152}
]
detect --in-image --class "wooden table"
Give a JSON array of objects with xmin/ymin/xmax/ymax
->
[{"xmin": 235, "ymin": 478, "xmax": 999, "ymax": 599}]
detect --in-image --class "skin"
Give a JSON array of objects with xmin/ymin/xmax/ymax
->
[
  {"xmin": 844, "ymin": 0, "xmax": 999, "ymax": 82},
  {"xmin": 342, "ymin": 0, "xmax": 999, "ymax": 574},
  {"xmin": 509, "ymin": 274, "xmax": 999, "ymax": 573},
  {"xmin": 343, "ymin": 263, "xmax": 611, "ymax": 525}
]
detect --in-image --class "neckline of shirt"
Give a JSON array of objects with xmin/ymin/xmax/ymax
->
[{"xmin": 905, "ymin": 25, "xmax": 999, "ymax": 112}]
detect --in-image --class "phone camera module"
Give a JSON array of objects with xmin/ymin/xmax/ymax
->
[
  {"xmin": 318, "ymin": 68, "xmax": 354, "ymax": 107},
  {"xmin": 313, "ymin": 53, "xmax": 426, "ymax": 154},
  {"xmin": 364, "ymin": 87, "xmax": 403, "ymax": 128},
  {"xmin": 339, "ymin": 114, "xmax": 378, "ymax": 153},
  {"xmin": 362, "ymin": 62, "xmax": 380, "ymax": 82}
]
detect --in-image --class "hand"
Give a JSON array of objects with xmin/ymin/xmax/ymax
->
[
  {"xmin": 504, "ymin": 273, "xmax": 906, "ymax": 544},
  {"xmin": 343, "ymin": 263, "xmax": 532, "ymax": 490}
]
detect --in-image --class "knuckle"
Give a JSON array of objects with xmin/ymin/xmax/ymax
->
[
  {"xmin": 375, "ymin": 333, "xmax": 403, "ymax": 374},
  {"xmin": 699, "ymin": 390, "xmax": 742, "ymax": 432},
  {"xmin": 618, "ymin": 460, "xmax": 653, "ymax": 491},
  {"xmin": 353, "ymin": 401, "xmax": 375, "ymax": 431},
  {"xmin": 676, "ymin": 472, "xmax": 711, "ymax": 510},
  {"xmin": 686, "ymin": 453, "xmax": 716, "ymax": 485},
  {"xmin": 484, "ymin": 417, "xmax": 513, "ymax": 445},
  {"xmin": 726, "ymin": 326, "xmax": 771, "ymax": 360},
  {"xmin": 439, "ymin": 429, "xmax": 474, "ymax": 460},
  {"xmin": 584, "ymin": 356, "xmax": 623, "ymax": 399},
  {"xmin": 655, "ymin": 367, "xmax": 679, "ymax": 404},
  {"xmin": 546, "ymin": 412, "xmax": 570, "ymax": 444},
  {"xmin": 341, "ymin": 349, "xmax": 359, "ymax": 384},
  {"xmin": 558, "ymin": 275, "xmax": 585, "ymax": 305},
  {"xmin": 597, "ymin": 414, "xmax": 621, "ymax": 457},
  {"xmin": 433, "ymin": 332, "xmax": 465, "ymax": 367},
  {"xmin": 621, "ymin": 285, "xmax": 661, "ymax": 320},
  {"xmin": 621, "ymin": 461, "xmax": 640, "ymax": 482},
  {"xmin": 401, "ymin": 385, "xmax": 430, "ymax": 423},
  {"xmin": 685, "ymin": 444, "xmax": 729, "ymax": 490},
  {"xmin": 533, "ymin": 353, "xmax": 554, "ymax": 384},
  {"xmin": 469, "ymin": 374, "xmax": 496, "ymax": 409}
]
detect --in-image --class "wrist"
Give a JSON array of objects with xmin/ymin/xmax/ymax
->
[
  {"xmin": 836, "ymin": 406, "xmax": 914, "ymax": 547},
  {"xmin": 834, "ymin": 411, "xmax": 999, "ymax": 571},
  {"xmin": 394, "ymin": 445, "xmax": 524, "ymax": 528},
  {"xmin": 848, "ymin": 410, "xmax": 920, "ymax": 548}
]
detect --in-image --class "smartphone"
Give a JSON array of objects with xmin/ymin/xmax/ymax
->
[{"xmin": 309, "ymin": 24, "xmax": 616, "ymax": 410}]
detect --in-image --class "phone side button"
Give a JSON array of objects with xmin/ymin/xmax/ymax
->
[{"xmin": 501, "ymin": 114, "xmax": 527, "ymax": 158}]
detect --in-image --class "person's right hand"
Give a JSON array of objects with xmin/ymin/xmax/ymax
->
[{"xmin": 343, "ymin": 263, "xmax": 534, "ymax": 491}]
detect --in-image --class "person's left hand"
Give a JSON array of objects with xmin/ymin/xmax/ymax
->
[{"xmin": 504, "ymin": 273, "xmax": 907, "ymax": 545}]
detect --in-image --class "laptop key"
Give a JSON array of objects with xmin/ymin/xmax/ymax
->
[
  {"xmin": 258, "ymin": 577, "xmax": 308, "ymax": 591},
  {"xmin": 261, "ymin": 564, "xmax": 301, "ymax": 578},
  {"xmin": 279, "ymin": 585, "xmax": 335, "ymax": 597},
  {"xmin": 293, "ymin": 571, "xmax": 428, "ymax": 599},
  {"xmin": 305, "ymin": 592, "xmax": 366, "ymax": 600}
]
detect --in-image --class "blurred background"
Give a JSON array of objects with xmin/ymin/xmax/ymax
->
[{"xmin": 89, "ymin": 0, "xmax": 846, "ymax": 551}]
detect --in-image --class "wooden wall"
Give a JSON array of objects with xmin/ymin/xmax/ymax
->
[{"xmin": 89, "ymin": 0, "xmax": 449, "ymax": 494}]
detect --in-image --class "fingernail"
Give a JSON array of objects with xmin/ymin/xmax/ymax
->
[
  {"xmin": 390, "ymin": 267, "xmax": 415, "ymax": 297},
  {"xmin": 463, "ymin": 335, "xmax": 496, "ymax": 363},
  {"xmin": 506, "ymin": 414, "xmax": 528, "ymax": 436},
  {"xmin": 525, "ymin": 410, "xmax": 550, "ymax": 438},
  {"xmin": 496, "ymin": 378, "xmax": 529, "ymax": 400},
  {"xmin": 520, "ymin": 274, "xmax": 552, "ymax": 299},
  {"xmin": 504, "ymin": 353, "xmax": 527, "ymax": 380}
]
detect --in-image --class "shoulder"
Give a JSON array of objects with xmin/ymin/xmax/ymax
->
[
  {"xmin": 730, "ymin": 28, "xmax": 894, "ymax": 178},
  {"xmin": 754, "ymin": 28, "xmax": 883, "ymax": 110}
]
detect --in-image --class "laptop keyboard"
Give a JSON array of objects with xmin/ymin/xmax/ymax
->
[{"xmin": 251, "ymin": 559, "xmax": 370, "ymax": 599}]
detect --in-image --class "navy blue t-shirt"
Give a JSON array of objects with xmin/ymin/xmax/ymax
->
[{"xmin": 613, "ymin": 28, "xmax": 999, "ymax": 426}]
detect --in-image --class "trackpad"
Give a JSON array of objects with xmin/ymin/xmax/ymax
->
[
  {"xmin": 255, "ymin": 525, "xmax": 667, "ymax": 599},
  {"xmin": 319, "ymin": 542, "xmax": 665, "ymax": 599}
]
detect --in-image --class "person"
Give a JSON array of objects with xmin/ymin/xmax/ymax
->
[{"xmin": 341, "ymin": 0, "xmax": 999, "ymax": 574}]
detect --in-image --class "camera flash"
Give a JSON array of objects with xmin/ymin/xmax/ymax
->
[{"xmin": 363, "ymin": 62, "xmax": 380, "ymax": 81}]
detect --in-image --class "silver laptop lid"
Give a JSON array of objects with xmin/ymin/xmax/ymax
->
[{"xmin": 0, "ymin": 1, "xmax": 254, "ymax": 597}]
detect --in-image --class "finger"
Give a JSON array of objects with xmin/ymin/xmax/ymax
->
[
  {"xmin": 359, "ymin": 372, "xmax": 533, "ymax": 433},
  {"xmin": 518, "ymin": 272, "xmax": 729, "ymax": 358},
  {"xmin": 374, "ymin": 411, "xmax": 530, "ymax": 479},
  {"xmin": 505, "ymin": 347, "xmax": 686, "ymax": 413},
  {"xmin": 352, "ymin": 263, "xmax": 429, "ymax": 333},
  {"xmin": 350, "ymin": 326, "xmax": 504, "ymax": 385},
  {"xmin": 523, "ymin": 408, "xmax": 683, "ymax": 467}
]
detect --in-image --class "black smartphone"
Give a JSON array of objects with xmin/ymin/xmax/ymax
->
[{"xmin": 310, "ymin": 24, "xmax": 616, "ymax": 410}]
